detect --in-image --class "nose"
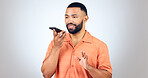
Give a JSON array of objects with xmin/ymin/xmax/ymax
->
[{"xmin": 66, "ymin": 17, "xmax": 74, "ymax": 24}]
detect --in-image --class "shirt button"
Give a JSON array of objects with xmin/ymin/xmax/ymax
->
[{"xmin": 71, "ymin": 65, "xmax": 74, "ymax": 67}]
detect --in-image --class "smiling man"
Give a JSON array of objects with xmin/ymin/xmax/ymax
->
[{"xmin": 41, "ymin": 2, "xmax": 112, "ymax": 78}]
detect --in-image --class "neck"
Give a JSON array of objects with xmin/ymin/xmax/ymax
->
[{"xmin": 70, "ymin": 28, "xmax": 86, "ymax": 46}]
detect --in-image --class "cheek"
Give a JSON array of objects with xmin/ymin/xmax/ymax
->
[
  {"xmin": 65, "ymin": 19, "xmax": 68, "ymax": 25},
  {"xmin": 74, "ymin": 18, "xmax": 82, "ymax": 24}
]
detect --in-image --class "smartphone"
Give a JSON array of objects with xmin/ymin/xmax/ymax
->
[{"xmin": 49, "ymin": 27, "xmax": 62, "ymax": 33}]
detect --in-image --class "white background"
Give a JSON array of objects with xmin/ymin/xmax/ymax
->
[{"xmin": 0, "ymin": 0, "xmax": 148, "ymax": 78}]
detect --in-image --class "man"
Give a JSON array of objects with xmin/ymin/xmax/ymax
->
[{"xmin": 41, "ymin": 2, "xmax": 112, "ymax": 78}]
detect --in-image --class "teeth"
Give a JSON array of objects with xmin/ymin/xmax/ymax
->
[
  {"xmin": 69, "ymin": 25, "xmax": 74, "ymax": 28},
  {"xmin": 69, "ymin": 25, "xmax": 73, "ymax": 26}
]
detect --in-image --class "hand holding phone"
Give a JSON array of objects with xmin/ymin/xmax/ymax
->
[
  {"xmin": 49, "ymin": 27, "xmax": 62, "ymax": 33},
  {"xmin": 49, "ymin": 27, "xmax": 66, "ymax": 48}
]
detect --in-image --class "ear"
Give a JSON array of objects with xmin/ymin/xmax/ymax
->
[{"xmin": 84, "ymin": 16, "xmax": 89, "ymax": 23}]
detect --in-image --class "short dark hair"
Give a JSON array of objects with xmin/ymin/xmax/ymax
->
[{"xmin": 67, "ymin": 2, "xmax": 88, "ymax": 15}]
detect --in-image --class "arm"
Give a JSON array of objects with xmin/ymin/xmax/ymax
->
[
  {"xmin": 86, "ymin": 64, "xmax": 112, "ymax": 78},
  {"xmin": 41, "ymin": 29, "xmax": 66, "ymax": 78},
  {"xmin": 75, "ymin": 51, "xmax": 112, "ymax": 78}
]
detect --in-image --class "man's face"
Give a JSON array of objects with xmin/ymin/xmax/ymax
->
[{"xmin": 65, "ymin": 7, "xmax": 85, "ymax": 34}]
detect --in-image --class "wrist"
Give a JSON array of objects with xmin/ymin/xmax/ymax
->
[
  {"xmin": 52, "ymin": 45, "xmax": 61, "ymax": 52},
  {"xmin": 53, "ymin": 45, "xmax": 61, "ymax": 49},
  {"xmin": 86, "ymin": 63, "xmax": 92, "ymax": 71}
]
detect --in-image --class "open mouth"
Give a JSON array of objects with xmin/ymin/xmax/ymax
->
[{"xmin": 68, "ymin": 24, "xmax": 75, "ymax": 29}]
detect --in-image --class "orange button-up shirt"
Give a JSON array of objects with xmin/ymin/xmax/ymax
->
[{"xmin": 44, "ymin": 31, "xmax": 112, "ymax": 78}]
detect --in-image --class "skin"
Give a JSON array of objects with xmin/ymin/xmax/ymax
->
[
  {"xmin": 65, "ymin": 7, "xmax": 88, "ymax": 46},
  {"xmin": 41, "ymin": 29, "xmax": 66, "ymax": 78},
  {"xmin": 41, "ymin": 7, "xmax": 112, "ymax": 78},
  {"xmin": 75, "ymin": 51, "xmax": 112, "ymax": 78}
]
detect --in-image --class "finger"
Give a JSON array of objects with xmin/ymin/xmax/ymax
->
[
  {"xmin": 83, "ymin": 52, "xmax": 86, "ymax": 58},
  {"xmin": 82, "ymin": 51, "xmax": 85, "ymax": 58},
  {"xmin": 81, "ymin": 50, "xmax": 84, "ymax": 57},
  {"xmin": 84, "ymin": 53, "xmax": 88, "ymax": 60},
  {"xmin": 57, "ymin": 30, "xmax": 65, "ymax": 38},
  {"xmin": 74, "ymin": 56, "xmax": 81, "ymax": 61},
  {"xmin": 83, "ymin": 52, "xmax": 86, "ymax": 56},
  {"xmin": 53, "ymin": 29, "xmax": 57, "ymax": 37},
  {"xmin": 60, "ymin": 31, "xmax": 66, "ymax": 39},
  {"xmin": 85, "ymin": 55, "xmax": 88, "ymax": 60},
  {"xmin": 83, "ymin": 52, "xmax": 87, "ymax": 59},
  {"xmin": 59, "ymin": 31, "xmax": 66, "ymax": 38}
]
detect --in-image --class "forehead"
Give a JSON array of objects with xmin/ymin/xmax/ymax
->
[{"xmin": 65, "ymin": 7, "xmax": 84, "ymax": 15}]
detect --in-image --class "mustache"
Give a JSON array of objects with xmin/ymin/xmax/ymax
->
[{"xmin": 66, "ymin": 23, "xmax": 77, "ymax": 27}]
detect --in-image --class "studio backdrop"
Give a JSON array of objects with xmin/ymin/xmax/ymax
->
[{"xmin": 0, "ymin": 0, "xmax": 148, "ymax": 78}]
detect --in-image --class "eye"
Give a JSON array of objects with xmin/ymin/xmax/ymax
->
[
  {"xmin": 73, "ymin": 16, "xmax": 77, "ymax": 18},
  {"xmin": 65, "ymin": 17, "xmax": 68, "ymax": 18}
]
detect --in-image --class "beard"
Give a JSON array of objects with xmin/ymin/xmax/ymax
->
[{"xmin": 66, "ymin": 20, "xmax": 83, "ymax": 34}]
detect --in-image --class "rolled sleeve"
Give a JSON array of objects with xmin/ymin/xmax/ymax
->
[
  {"xmin": 97, "ymin": 44, "xmax": 112, "ymax": 74},
  {"xmin": 43, "ymin": 40, "xmax": 54, "ymax": 63}
]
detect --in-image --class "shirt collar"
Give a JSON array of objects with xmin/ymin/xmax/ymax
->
[{"xmin": 64, "ymin": 30, "xmax": 92, "ymax": 43}]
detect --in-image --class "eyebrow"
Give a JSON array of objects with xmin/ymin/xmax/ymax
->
[
  {"xmin": 65, "ymin": 14, "xmax": 68, "ymax": 16},
  {"xmin": 65, "ymin": 14, "xmax": 78, "ymax": 16}
]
